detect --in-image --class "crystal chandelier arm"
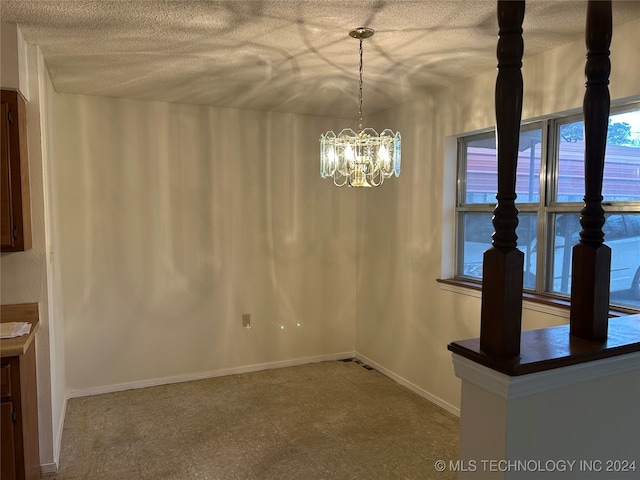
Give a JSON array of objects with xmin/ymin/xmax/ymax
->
[{"xmin": 334, "ymin": 174, "xmax": 349, "ymax": 187}]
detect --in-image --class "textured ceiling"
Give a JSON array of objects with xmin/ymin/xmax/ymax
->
[{"xmin": 2, "ymin": 1, "xmax": 640, "ymax": 118}]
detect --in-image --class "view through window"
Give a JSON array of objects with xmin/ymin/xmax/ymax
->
[{"xmin": 456, "ymin": 104, "xmax": 640, "ymax": 311}]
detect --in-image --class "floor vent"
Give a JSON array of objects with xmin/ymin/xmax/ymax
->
[{"xmin": 353, "ymin": 359, "xmax": 375, "ymax": 370}]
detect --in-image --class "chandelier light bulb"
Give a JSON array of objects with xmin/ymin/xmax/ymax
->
[{"xmin": 320, "ymin": 27, "xmax": 401, "ymax": 187}]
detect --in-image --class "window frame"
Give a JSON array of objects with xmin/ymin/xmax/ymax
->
[{"xmin": 453, "ymin": 101, "xmax": 640, "ymax": 313}]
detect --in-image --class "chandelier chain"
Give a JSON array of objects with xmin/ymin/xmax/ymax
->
[{"xmin": 358, "ymin": 37, "xmax": 364, "ymax": 133}]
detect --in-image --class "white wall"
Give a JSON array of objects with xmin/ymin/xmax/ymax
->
[
  {"xmin": 37, "ymin": 46, "xmax": 67, "ymax": 469},
  {"xmin": 0, "ymin": 22, "xmax": 29, "ymax": 98},
  {"xmin": 506, "ymin": 366, "xmax": 640, "ymax": 479},
  {"xmin": 356, "ymin": 17, "xmax": 640, "ymax": 413},
  {"xmin": 51, "ymin": 95, "xmax": 357, "ymax": 392},
  {"xmin": 0, "ymin": 30, "xmax": 63, "ymax": 470},
  {"xmin": 7, "ymin": 13, "xmax": 639, "ymax": 471},
  {"xmin": 455, "ymin": 350, "xmax": 640, "ymax": 480}
]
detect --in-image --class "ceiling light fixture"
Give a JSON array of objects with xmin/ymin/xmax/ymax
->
[{"xmin": 320, "ymin": 27, "xmax": 401, "ymax": 187}]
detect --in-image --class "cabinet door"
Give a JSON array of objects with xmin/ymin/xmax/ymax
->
[
  {"xmin": 0, "ymin": 89, "xmax": 31, "ymax": 252},
  {"xmin": 1, "ymin": 401, "xmax": 17, "ymax": 480},
  {"xmin": 0, "ymin": 100, "xmax": 14, "ymax": 248}
]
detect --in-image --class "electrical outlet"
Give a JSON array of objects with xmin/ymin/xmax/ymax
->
[{"xmin": 242, "ymin": 313, "xmax": 251, "ymax": 328}]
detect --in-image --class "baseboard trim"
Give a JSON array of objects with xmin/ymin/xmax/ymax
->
[
  {"xmin": 64, "ymin": 351, "xmax": 458, "ymax": 416},
  {"xmin": 40, "ymin": 462, "xmax": 58, "ymax": 475},
  {"xmin": 54, "ymin": 394, "xmax": 67, "ymax": 461},
  {"xmin": 354, "ymin": 352, "xmax": 460, "ymax": 417},
  {"xmin": 66, "ymin": 351, "xmax": 355, "ymax": 398},
  {"xmin": 40, "ymin": 390, "xmax": 67, "ymax": 475}
]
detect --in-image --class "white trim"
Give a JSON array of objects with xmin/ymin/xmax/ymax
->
[
  {"xmin": 452, "ymin": 351, "xmax": 640, "ymax": 400},
  {"xmin": 451, "ymin": 353, "xmax": 511, "ymax": 398},
  {"xmin": 437, "ymin": 282, "xmax": 481, "ymax": 298},
  {"xmin": 355, "ymin": 352, "xmax": 460, "ymax": 417},
  {"xmin": 441, "ymin": 134, "xmax": 459, "ymax": 279},
  {"xmin": 52, "ymin": 394, "xmax": 67, "ymax": 465},
  {"xmin": 522, "ymin": 299, "xmax": 569, "ymax": 318},
  {"xmin": 40, "ymin": 463, "xmax": 57, "ymax": 475},
  {"xmin": 437, "ymin": 282, "xmax": 570, "ymax": 318},
  {"xmin": 66, "ymin": 352, "xmax": 355, "ymax": 398}
]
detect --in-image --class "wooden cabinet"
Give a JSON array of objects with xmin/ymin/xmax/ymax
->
[
  {"xmin": 1, "ymin": 398, "xmax": 17, "ymax": 479},
  {"xmin": 1, "ymin": 89, "xmax": 31, "ymax": 252},
  {"xmin": 0, "ymin": 305, "xmax": 40, "ymax": 480}
]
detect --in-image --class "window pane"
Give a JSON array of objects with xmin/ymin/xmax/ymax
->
[
  {"xmin": 556, "ymin": 110, "xmax": 640, "ymax": 202},
  {"xmin": 459, "ymin": 213, "xmax": 493, "ymax": 278},
  {"xmin": 464, "ymin": 136, "xmax": 497, "ymax": 204},
  {"xmin": 463, "ymin": 128, "xmax": 542, "ymax": 204},
  {"xmin": 605, "ymin": 111, "xmax": 640, "ymax": 201},
  {"xmin": 515, "ymin": 129, "xmax": 542, "ymax": 203},
  {"xmin": 548, "ymin": 213, "xmax": 581, "ymax": 294},
  {"xmin": 609, "ymin": 214, "xmax": 640, "ymax": 309},
  {"xmin": 548, "ymin": 213, "xmax": 640, "ymax": 310},
  {"xmin": 459, "ymin": 212, "xmax": 538, "ymax": 289},
  {"xmin": 519, "ymin": 214, "xmax": 538, "ymax": 289}
]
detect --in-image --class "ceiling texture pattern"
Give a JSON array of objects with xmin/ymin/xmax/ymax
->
[{"xmin": 2, "ymin": 1, "xmax": 640, "ymax": 118}]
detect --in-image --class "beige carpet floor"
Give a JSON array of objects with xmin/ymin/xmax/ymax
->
[{"xmin": 41, "ymin": 359, "xmax": 459, "ymax": 479}]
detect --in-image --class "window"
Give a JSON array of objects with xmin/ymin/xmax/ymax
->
[{"xmin": 455, "ymin": 103, "xmax": 640, "ymax": 311}]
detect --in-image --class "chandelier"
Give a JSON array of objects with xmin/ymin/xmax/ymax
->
[{"xmin": 320, "ymin": 27, "xmax": 401, "ymax": 187}]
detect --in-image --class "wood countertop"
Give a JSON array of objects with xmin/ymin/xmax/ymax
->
[
  {"xmin": 448, "ymin": 314, "xmax": 640, "ymax": 376},
  {"xmin": 1, "ymin": 303, "xmax": 39, "ymax": 357}
]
